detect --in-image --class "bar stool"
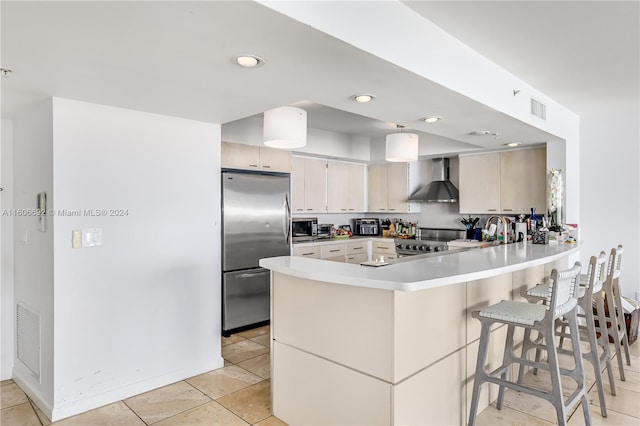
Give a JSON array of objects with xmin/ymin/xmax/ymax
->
[
  {"xmin": 522, "ymin": 251, "xmax": 615, "ymax": 417},
  {"xmin": 604, "ymin": 245, "xmax": 631, "ymax": 380},
  {"xmin": 468, "ymin": 262, "xmax": 590, "ymax": 426}
]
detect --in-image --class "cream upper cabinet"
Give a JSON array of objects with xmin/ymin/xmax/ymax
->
[
  {"xmin": 459, "ymin": 148, "xmax": 546, "ymax": 215},
  {"xmin": 500, "ymin": 148, "xmax": 546, "ymax": 214},
  {"xmin": 291, "ymin": 157, "xmax": 327, "ymax": 213},
  {"xmin": 367, "ymin": 163, "xmax": 388, "ymax": 212},
  {"xmin": 259, "ymin": 146, "xmax": 292, "ymax": 172},
  {"xmin": 459, "ymin": 153, "xmax": 501, "ymax": 214},
  {"xmin": 327, "ymin": 161, "xmax": 366, "ymax": 213},
  {"xmin": 291, "ymin": 157, "xmax": 306, "ymax": 213},
  {"xmin": 221, "ymin": 142, "xmax": 291, "ymax": 172},
  {"xmin": 368, "ymin": 162, "xmax": 420, "ymax": 213}
]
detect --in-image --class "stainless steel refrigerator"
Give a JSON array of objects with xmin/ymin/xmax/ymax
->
[{"xmin": 222, "ymin": 170, "xmax": 291, "ymax": 335}]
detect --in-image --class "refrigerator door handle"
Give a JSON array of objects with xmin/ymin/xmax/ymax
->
[
  {"xmin": 236, "ymin": 270, "xmax": 268, "ymax": 279},
  {"xmin": 284, "ymin": 192, "xmax": 291, "ymax": 244}
]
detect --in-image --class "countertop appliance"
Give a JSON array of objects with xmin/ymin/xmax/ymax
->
[
  {"xmin": 222, "ymin": 170, "xmax": 291, "ymax": 336},
  {"xmin": 317, "ymin": 224, "xmax": 333, "ymax": 239},
  {"xmin": 292, "ymin": 217, "xmax": 318, "ymax": 242},
  {"xmin": 354, "ymin": 218, "xmax": 380, "ymax": 236},
  {"xmin": 395, "ymin": 227, "xmax": 466, "ymax": 256}
]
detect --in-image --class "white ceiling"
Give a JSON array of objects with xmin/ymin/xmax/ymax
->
[{"xmin": 1, "ymin": 1, "xmax": 637, "ymax": 152}]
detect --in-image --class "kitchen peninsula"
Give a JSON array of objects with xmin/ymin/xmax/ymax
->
[{"xmin": 260, "ymin": 243, "xmax": 580, "ymax": 425}]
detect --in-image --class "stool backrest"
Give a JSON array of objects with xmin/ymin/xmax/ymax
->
[
  {"xmin": 547, "ymin": 262, "xmax": 581, "ymax": 318},
  {"xmin": 585, "ymin": 251, "xmax": 607, "ymax": 294},
  {"xmin": 607, "ymin": 245, "xmax": 623, "ymax": 280}
]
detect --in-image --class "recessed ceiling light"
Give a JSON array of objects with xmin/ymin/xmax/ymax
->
[
  {"xmin": 505, "ymin": 142, "xmax": 520, "ymax": 147},
  {"xmin": 234, "ymin": 55, "xmax": 265, "ymax": 68},
  {"xmin": 423, "ymin": 116, "xmax": 442, "ymax": 123},
  {"xmin": 351, "ymin": 94, "xmax": 376, "ymax": 103}
]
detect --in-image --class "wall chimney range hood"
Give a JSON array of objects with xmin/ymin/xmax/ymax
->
[{"xmin": 409, "ymin": 158, "xmax": 459, "ymax": 203}]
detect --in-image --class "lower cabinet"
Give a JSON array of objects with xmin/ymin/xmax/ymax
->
[
  {"xmin": 371, "ymin": 240, "xmax": 397, "ymax": 261},
  {"xmin": 293, "ymin": 238, "xmax": 401, "ymax": 263},
  {"xmin": 292, "ymin": 245, "xmax": 321, "ymax": 259}
]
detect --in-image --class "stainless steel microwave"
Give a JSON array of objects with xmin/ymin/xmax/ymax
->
[{"xmin": 292, "ymin": 217, "xmax": 318, "ymax": 242}]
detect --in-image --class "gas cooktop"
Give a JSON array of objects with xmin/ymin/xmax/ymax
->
[{"xmin": 395, "ymin": 227, "xmax": 466, "ymax": 257}]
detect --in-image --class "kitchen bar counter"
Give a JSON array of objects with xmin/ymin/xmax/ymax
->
[
  {"xmin": 260, "ymin": 243, "xmax": 580, "ymax": 425},
  {"xmin": 261, "ymin": 241, "xmax": 580, "ymax": 291}
]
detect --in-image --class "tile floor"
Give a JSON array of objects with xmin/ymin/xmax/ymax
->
[{"xmin": 1, "ymin": 325, "xmax": 639, "ymax": 425}]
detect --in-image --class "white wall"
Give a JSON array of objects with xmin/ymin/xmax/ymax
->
[
  {"xmin": 1, "ymin": 119, "xmax": 15, "ymax": 380},
  {"xmin": 11, "ymin": 99, "xmax": 55, "ymax": 406},
  {"xmin": 580, "ymin": 105, "xmax": 640, "ymax": 300},
  {"xmin": 11, "ymin": 98, "xmax": 223, "ymax": 421}
]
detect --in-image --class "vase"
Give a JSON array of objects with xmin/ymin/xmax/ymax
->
[{"xmin": 466, "ymin": 228, "xmax": 476, "ymax": 240}]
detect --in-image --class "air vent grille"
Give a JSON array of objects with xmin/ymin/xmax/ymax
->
[
  {"xmin": 16, "ymin": 303, "xmax": 41, "ymax": 379},
  {"xmin": 531, "ymin": 98, "xmax": 547, "ymax": 120}
]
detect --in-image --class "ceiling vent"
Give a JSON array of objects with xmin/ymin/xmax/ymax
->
[{"xmin": 531, "ymin": 98, "xmax": 546, "ymax": 120}]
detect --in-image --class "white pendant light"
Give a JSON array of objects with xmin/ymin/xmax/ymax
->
[
  {"xmin": 385, "ymin": 126, "xmax": 418, "ymax": 162},
  {"xmin": 263, "ymin": 106, "xmax": 307, "ymax": 149}
]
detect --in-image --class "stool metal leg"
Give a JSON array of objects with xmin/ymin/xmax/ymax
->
[
  {"xmin": 497, "ymin": 324, "xmax": 516, "ymax": 409},
  {"xmin": 566, "ymin": 310, "xmax": 592, "ymax": 425},
  {"xmin": 468, "ymin": 320, "xmax": 492, "ymax": 426},
  {"xmin": 594, "ymin": 292, "xmax": 616, "ymax": 395}
]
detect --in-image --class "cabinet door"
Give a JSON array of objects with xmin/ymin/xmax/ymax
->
[
  {"xmin": 347, "ymin": 163, "xmax": 366, "ymax": 212},
  {"xmin": 293, "ymin": 245, "xmax": 321, "ymax": 259},
  {"xmin": 291, "ymin": 157, "xmax": 306, "ymax": 213},
  {"xmin": 459, "ymin": 154, "xmax": 501, "ymax": 214},
  {"xmin": 320, "ymin": 243, "xmax": 346, "ymax": 259},
  {"xmin": 387, "ymin": 163, "xmax": 410, "ymax": 213},
  {"xmin": 304, "ymin": 158, "xmax": 327, "ymax": 213},
  {"xmin": 500, "ymin": 148, "xmax": 546, "ymax": 214},
  {"xmin": 260, "ymin": 146, "xmax": 292, "ymax": 173},
  {"xmin": 221, "ymin": 142, "xmax": 260, "ymax": 170},
  {"xmin": 368, "ymin": 164, "xmax": 388, "ymax": 212},
  {"xmin": 327, "ymin": 161, "xmax": 350, "ymax": 213}
]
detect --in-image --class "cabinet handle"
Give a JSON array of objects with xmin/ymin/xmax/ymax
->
[
  {"xmin": 488, "ymin": 209, "xmax": 497, "ymax": 212},
  {"xmin": 503, "ymin": 209, "xmax": 513, "ymax": 212},
  {"xmin": 348, "ymin": 209, "xmax": 354, "ymax": 211},
  {"xmin": 341, "ymin": 209, "xmax": 347, "ymax": 211},
  {"xmin": 296, "ymin": 208, "xmax": 304, "ymax": 211},
  {"xmin": 262, "ymin": 165, "xmax": 271, "ymax": 169},
  {"xmin": 329, "ymin": 249, "xmax": 340, "ymax": 253},
  {"xmin": 376, "ymin": 246, "xmax": 389, "ymax": 250},
  {"xmin": 389, "ymin": 208, "xmax": 396, "ymax": 211},
  {"xmin": 352, "ymin": 247, "xmax": 363, "ymax": 250},
  {"xmin": 249, "ymin": 164, "xmax": 259, "ymax": 168},
  {"xmin": 301, "ymin": 252, "xmax": 315, "ymax": 256},
  {"xmin": 307, "ymin": 209, "xmax": 313, "ymax": 211}
]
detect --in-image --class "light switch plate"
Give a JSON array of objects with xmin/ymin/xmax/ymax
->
[
  {"xmin": 71, "ymin": 230, "xmax": 82, "ymax": 249},
  {"xmin": 82, "ymin": 228, "xmax": 102, "ymax": 247}
]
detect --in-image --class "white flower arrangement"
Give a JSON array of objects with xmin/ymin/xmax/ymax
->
[{"xmin": 547, "ymin": 168, "xmax": 562, "ymax": 225}]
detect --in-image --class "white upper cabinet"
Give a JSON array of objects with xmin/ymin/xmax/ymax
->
[
  {"xmin": 500, "ymin": 148, "xmax": 547, "ymax": 214},
  {"xmin": 327, "ymin": 161, "xmax": 366, "ymax": 213},
  {"xmin": 291, "ymin": 157, "xmax": 327, "ymax": 213},
  {"xmin": 221, "ymin": 142, "xmax": 291, "ymax": 173},
  {"xmin": 368, "ymin": 162, "xmax": 420, "ymax": 213},
  {"xmin": 459, "ymin": 147, "xmax": 546, "ymax": 215},
  {"xmin": 459, "ymin": 153, "xmax": 501, "ymax": 214}
]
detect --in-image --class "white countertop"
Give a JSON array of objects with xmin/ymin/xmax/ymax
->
[{"xmin": 260, "ymin": 242, "xmax": 581, "ymax": 292}]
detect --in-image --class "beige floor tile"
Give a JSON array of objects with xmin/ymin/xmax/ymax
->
[
  {"xmin": 31, "ymin": 400, "xmax": 52, "ymax": 426},
  {"xmin": 1, "ymin": 379, "xmax": 14, "ymax": 387},
  {"xmin": 124, "ymin": 381, "xmax": 210, "ymax": 424},
  {"xmin": 250, "ymin": 334, "xmax": 271, "ymax": 348},
  {"xmin": 236, "ymin": 354, "xmax": 270, "ymax": 380},
  {"xmin": 254, "ymin": 415, "xmax": 288, "ymax": 426},
  {"xmin": 475, "ymin": 403, "xmax": 555, "ymax": 425},
  {"xmin": 236, "ymin": 325, "xmax": 270, "ymax": 340},
  {"xmin": 1, "ymin": 402, "xmax": 41, "ymax": 426},
  {"xmin": 588, "ymin": 384, "xmax": 640, "ymax": 418},
  {"xmin": 568, "ymin": 402, "xmax": 640, "ymax": 425},
  {"xmin": 222, "ymin": 334, "xmax": 247, "ymax": 347},
  {"xmin": 1, "ymin": 382, "xmax": 29, "ymax": 409},
  {"xmin": 222, "ymin": 340, "xmax": 269, "ymax": 364},
  {"xmin": 629, "ymin": 342, "xmax": 639, "ymax": 357},
  {"xmin": 224, "ymin": 359, "xmax": 234, "ymax": 367},
  {"xmin": 186, "ymin": 365, "xmax": 263, "ymax": 400},
  {"xmin": 604, "ymin": 365, "xmax": 640, "ymax": 393},
  {"xmin": 52, "ymin": 401, "xmax": 146, "ymax": 425},
  {"xmin": 217, "ymin": 380, "xmax": 272, "ymax": 424},
  {"xmin": 153, "ymin": 401, "xmax": 248, "ymax": 426}
]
